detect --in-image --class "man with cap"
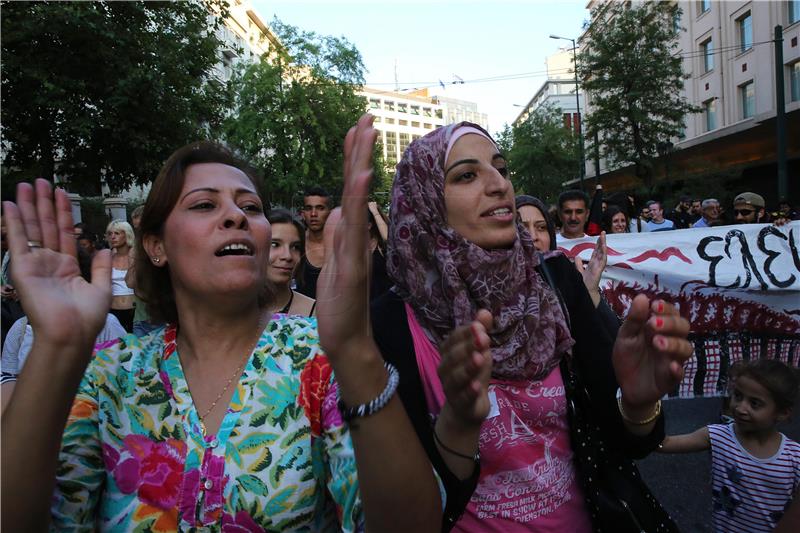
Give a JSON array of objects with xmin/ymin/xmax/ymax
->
[{"xmin": 732, "ymin": 192, "xmax": 766, "ymax": 224}]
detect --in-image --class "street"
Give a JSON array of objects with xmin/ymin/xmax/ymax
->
[{"xmin": 637, "ymin": 396, "xmax": 800, "ymax": 532}]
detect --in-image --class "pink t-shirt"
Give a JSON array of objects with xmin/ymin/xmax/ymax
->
[{"xmin": 454, "ymin": 366, "xmax": 592, "ymax": 533}]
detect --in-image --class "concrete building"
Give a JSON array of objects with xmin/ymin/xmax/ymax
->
[
  {"xmin": 581, "ymin": 0, "xmax": 800, "ymax": 203},
  {"xmin": 211, "ymin": 0, "xmax": 281, "ymax": 83},
  {"xmin": 116, "ymin": 0, "xmax": 279, "ymax": 206},
  {"xmin": 360, "ymin": 87, "xmax": 446, "ymax": 166},
  {"xmin": 513, "ymin": 48, "xmax": 584, "ymax": 135},
  {"xmin": 433, "ymin": 95, "xmax": 490, "ymax": 131}
]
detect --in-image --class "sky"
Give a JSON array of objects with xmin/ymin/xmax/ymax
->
[{"xmin": 252, "ymin": 0, "xmax": 590, "ymax": 134}]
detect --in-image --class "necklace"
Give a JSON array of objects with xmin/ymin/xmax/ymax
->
[{"xmin": 193, "ymin": 314, "xmax": 266, "ymax": 437}]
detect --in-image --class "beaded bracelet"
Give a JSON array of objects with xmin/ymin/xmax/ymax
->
[{"xmin": 337, "ymin": 361, "xmax": 399, "ymax": 423}]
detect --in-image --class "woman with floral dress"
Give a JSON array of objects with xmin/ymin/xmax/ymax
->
[{"xmin": 0, "ymin": 116, "xmax": 444, "ymax": 531}]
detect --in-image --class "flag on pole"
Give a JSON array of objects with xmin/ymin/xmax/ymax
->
[{"xmin": 586, "ymin": 184, "xmax": 604, "ymax": 236}]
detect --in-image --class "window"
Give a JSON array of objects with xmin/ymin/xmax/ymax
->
[
  {"xmin": 411, "ymin": 105, "xmax": 420, "ymax": 115},
  {"xmin": 411, "ymin": 121, "xmax": 420, "ymax": 128},
  {"xmin": 673, "ymin": 10, "xmax": 682, "ymax": 33},
  {"xmin": 791, "ymin": 62, "xmax": 800, "ymax": 102},
  {"xmin": 385, "ymin": 130, "xmax": 397, "ymax": 148},
  {"xmin": 399, "ymin": 119, "xmax": 408, "ymax": 126},
  {"xmin": 369, "ymin": 98, "xmax": 380, "ymax": 110},
  {"xmin": 701, "ymin": 38, "xmax": 714, "ymax": 72},
  {"xmin": 412, "ymin": 134, "xmax": 421, "ymax": 141},
  {"xmin": 423, "ymin": 107, "xmax": 432, "ymax": 117},
  {"xmin": 384, "ymin": 100, "xmax": 395, "ymax": 111},
  {"xmin": 790, "ymin": 1, "xmax": 800, "ymax": 24},
  {"xmin": 397, "ymin": 103, "xmax": 408, "ymax": 114},
  {"xmin": 399, "ymin": 133, "xmax": 411, "ymax": 154},
  {"xmin": 737, "ymin": 12, "xmax": 752, "ymax": 52},
  {"xmin": 384, "ymin": 117, "xmax": 395, "ymax": 124},
  {"xmin": 435, "ymin": 109, "xmax": 443, "ymax": 119},
  {"xmin": 699, "ymin": 0, "xmax": 710, "ymax": 15},
  {"xmin": 424, "ymin": 123, "xmax": 433, "ymax": 129},
  {"xmin": 740, "ymin": 81, "xmax": 754, "ymax": 118},
  {"xmin": 704, "ymin": 99, "xmax": 717, "ymax": 131}
]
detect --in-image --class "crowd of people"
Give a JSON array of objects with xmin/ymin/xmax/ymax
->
[{"xmin": 1, "ymin": 115, "xmax": 798, "ymax": 532}]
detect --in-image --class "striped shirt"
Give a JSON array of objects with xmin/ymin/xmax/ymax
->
[{"xmin": 709, "ymin": 423, "xmax": 800, "ymax": 532}]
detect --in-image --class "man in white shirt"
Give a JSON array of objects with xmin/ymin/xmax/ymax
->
[
  {"xmin": 557, "ymin": 190, "xmax": 590, "ymax": 239},
  {"xmin": 645, "ymin": 201, "xmax": 675, "ymax": 232}
]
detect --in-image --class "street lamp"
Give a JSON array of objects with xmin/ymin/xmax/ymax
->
[{"xmin": 550, "ymin": 34, "xmax": 585, "ymax": 188}]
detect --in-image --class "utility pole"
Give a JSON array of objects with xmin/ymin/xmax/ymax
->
[
  {"xmin": 550, "ymin": 35, "xmax": 585, "ymax": 189},
  {"xmin": 774, "ymin": 25, "xmax": 787, "ymax": 200}
]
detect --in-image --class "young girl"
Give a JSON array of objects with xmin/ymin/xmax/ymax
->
[{"xmin": 660, "ymin": 359, "xmax": 800, "ymax": 532}]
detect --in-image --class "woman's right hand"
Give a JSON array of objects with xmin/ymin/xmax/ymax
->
[
  {"xmin": 2, "ymin": 180, "xmax": 111, "ymax": 349},
  {"xmin": 438, "ymin": 310, "xmax": 493, "ymax": 425}
]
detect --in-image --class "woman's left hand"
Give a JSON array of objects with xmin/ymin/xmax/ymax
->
[
  {"xmin": 612, "ymin": 295, "xmax": 693, "ymax": 409},
  {"xmin": 574, "ymin": 232, "xmax": 607, "ymax": 305}
]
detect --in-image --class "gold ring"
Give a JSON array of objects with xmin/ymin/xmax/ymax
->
[{"xmin": 27, "ymin": 240, "xmax": 43, "ymax": 249}]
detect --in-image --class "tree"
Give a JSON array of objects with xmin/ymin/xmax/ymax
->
[
  {"xmin": 1, "ymin": 0, "xmax": 229, "ymax": 196},
  {"xmin": 577, "ymin": 1, "xmax": 700, "ymax": 189},
  {"xmin": 223, "ymin": 19, "xmax": 378, "ymax": 208},
  {"xmin": 496, "ymin": 104, "xmax": 578, "ymax": 205}
]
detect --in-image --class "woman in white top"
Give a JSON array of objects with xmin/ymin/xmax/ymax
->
[
  {"xmin": 106, "ymin": 219, "xmax": 135, "ymax": 331},
  {"xmin": 265, "ymin": 209, "xmax": 316, "ymax": 316}
]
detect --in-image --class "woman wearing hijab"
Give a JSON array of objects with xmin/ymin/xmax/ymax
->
[{"xmin": 359, "ymin": 123, "xmax": 691, "ymax": 531}]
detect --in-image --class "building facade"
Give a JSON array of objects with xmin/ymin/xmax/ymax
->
[
  {"xmin": 581, "ymin": 0, "xmax": 800, "ymax": 201},
  {"xmin": 513, "ymin": 48, "xmax": 584, "ymax": 135},
  {"xmin": 360, "ymin": 87, "xmax": 446, "ymax": 166},
  {"xmin": 211, "ymin": 0, "xmax": 281, "ymax": 83},
  {"xmin": 433, "ymin": 95, "xmax": 490, "ymax": 131}
]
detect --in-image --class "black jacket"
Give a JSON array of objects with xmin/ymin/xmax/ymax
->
[{"xmin": 371, "ymin": 254, "xmax": 665, "ymax": 531}]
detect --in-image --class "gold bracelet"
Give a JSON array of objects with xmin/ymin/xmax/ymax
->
[{"xmin": 617, "ymin": 397, "xmax": 662, "ymax": 425}]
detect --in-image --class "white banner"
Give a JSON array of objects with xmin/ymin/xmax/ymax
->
[{"xmin": 557, "ymin": 222, "xmax": 800, "ymax": 398}]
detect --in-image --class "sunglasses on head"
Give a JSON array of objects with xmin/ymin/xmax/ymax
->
[{"xmin": 733, "ymin": 208, "xmax": 754, "ymax": 216}]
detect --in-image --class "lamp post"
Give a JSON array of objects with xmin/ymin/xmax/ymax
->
[{"xmin": 550, "ymin": 34, "xmax": 585, "ymax": 189}]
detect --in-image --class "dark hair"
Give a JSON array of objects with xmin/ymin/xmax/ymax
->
[
  {"xmin": 515, "ymin": 195, "xmax": 557, "ymax": 251},
  {"xmin": 77, "ymin": 248, "xmax": 92, "ymax": 282},
  {"xmin": 602, "ymin": 205, "xmax": 629, "ymax": 234},
  {"xmin": 557, "ymin": 190, "xmax": 589, "ymax": 211},
  {"xmin": 266, "ymin": 209, "xmax": 305, "ymax": 252},
  {"xmin": 134, "ymin": 141, "xmax": 265, "ymax": 325},
  {"xmin": 303, "ymin": 186, "xmax": 332, "ymax": 208},
  {"xmin": 77, "ymin": 231, "xmax": 97, "ymax": 244},
  {"xmin": 730, "ymin": 359, "xmax": 799, "ymax": 411}
]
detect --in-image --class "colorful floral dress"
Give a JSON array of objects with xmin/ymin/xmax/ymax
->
[{"xmin": 51, "ymin": 315, "xmax": 363, "ymax": 532}]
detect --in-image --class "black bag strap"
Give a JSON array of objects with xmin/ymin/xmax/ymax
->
[{"xmin": 536, "ymin": 252, "xmax": 571, "ymax": 330}]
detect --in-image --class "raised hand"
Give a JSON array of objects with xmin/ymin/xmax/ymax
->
[
  {"xmin": 316, "ymin": 114, "xmax": 378, "ymax": 363},
  {"xmin": 612, "ymin": 295, "xmax": 692, "ymax": 410},
  {"xmin": 438, "ymin": 310, "xmax": 493, "ymax": 425},
  {"xmin": 574, "ymin": 232, "xmax": 607, "ymax": 306},
  {"xmin": 2, "ymin": 180, "xmax": 111, "ymax": 349}
]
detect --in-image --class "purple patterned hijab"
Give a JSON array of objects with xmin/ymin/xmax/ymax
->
[{"xmin": 386, "ymin": 122, "xmax": 574, "ymax": 381}]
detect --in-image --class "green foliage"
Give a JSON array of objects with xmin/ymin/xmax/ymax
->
[
  {"xmin": 1, "ymin": 0, "xmax": 229, "ymax": 195},
  {"xmin": 496, "ymin": 105, "xmax": 578, "ymax": 205},
  {"xmin": 223, "ymin": 19, "xmax": 370, "ymax": 207},
  {"xmin": 578, "ymin": 1, "xmax": 700, "ymax": 189}
]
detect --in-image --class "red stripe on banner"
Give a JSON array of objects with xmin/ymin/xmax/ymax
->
[
  {"xmin": 628, "ymin": 247, "xmax": 693, "ymax": 264},
  {"xmin": 558, "ymin": 242, "xmax": 623, "ymax": 258}
]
